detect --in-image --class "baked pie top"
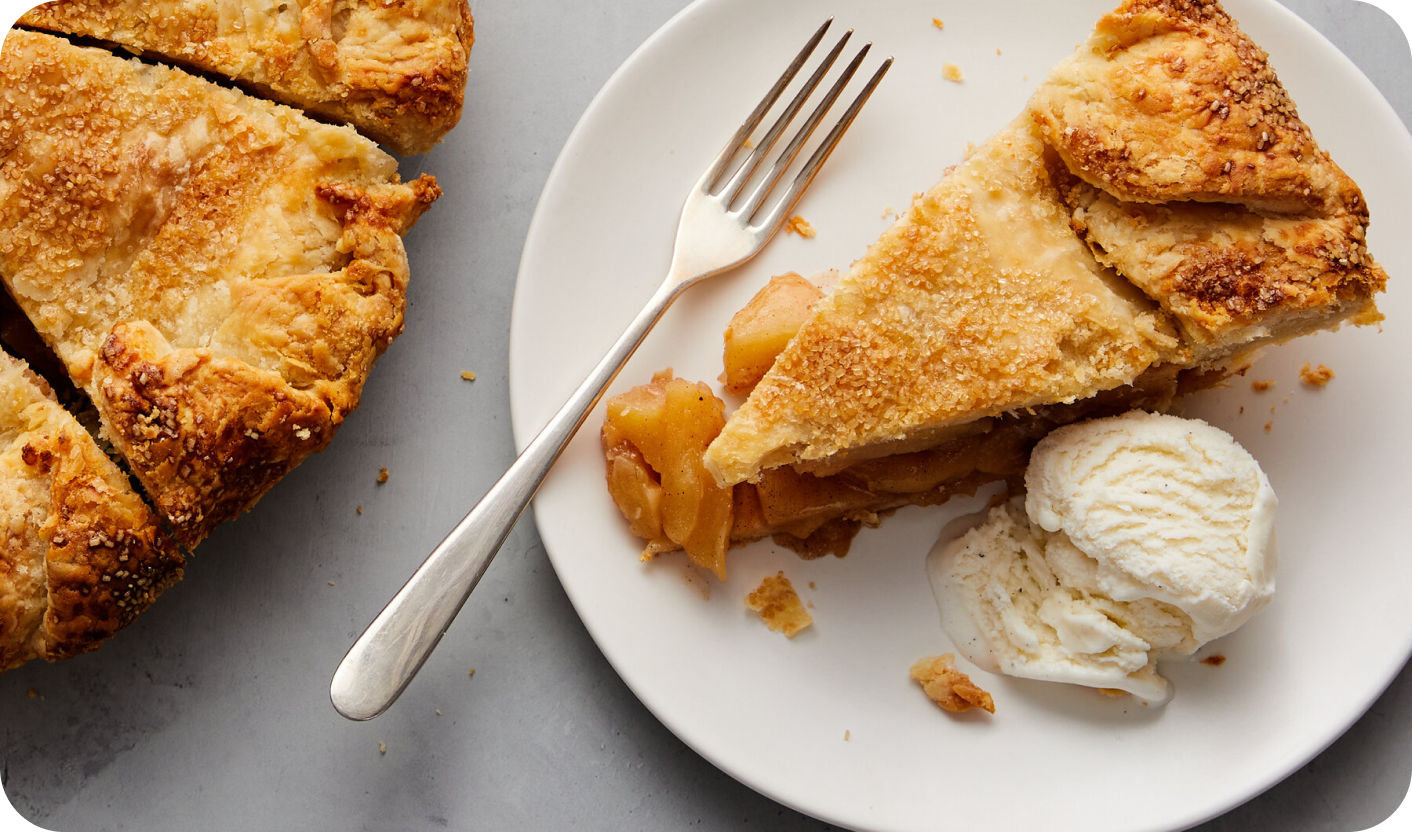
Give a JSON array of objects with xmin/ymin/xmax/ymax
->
[
  {"xmin": 1028, "ymin": 0, "xmax": 1356, "ymax": 216},
  {"xmin": 0, "ymin": 350, "xmax": 183, "ymax": 670},
  {"xmin": 703, "ymin": 118, "xmax": 1183, "ymax": 487},
  {"xmin": 20, "ymin": 0, "xmax": 474, "ymax": 155},
  {"xmin": 703, "ymin": 0, "xmax": 1386, "ymax": 489},
  {"xmin": 1032, "ymin": 0, "xmax": 1385, "ymax": 356},
  {"xmin": 0, "ymin": 31, "xmax": 439, "ymax": 546}
]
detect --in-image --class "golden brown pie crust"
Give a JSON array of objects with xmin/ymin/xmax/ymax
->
[
  {"xmin": 0, "ymin": 351, "xmax": 183, "ymax": 670},
  {"xmin": 0, "ymin": 30, "xmax": 439, "ymax": 546},
  {"xmin": 20, "ymin": 0, "xmax": 474, "ymax": 155},
  {"xmin": 703, "ymin": 0, "xmax": 1386, "ymax": 491}
]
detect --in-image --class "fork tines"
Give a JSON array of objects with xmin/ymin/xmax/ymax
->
[{"xmin": 705, "ymin": 19, "xmax": 892, "ymax": 231}]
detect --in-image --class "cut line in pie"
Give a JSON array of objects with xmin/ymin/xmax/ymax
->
[{"xmin": 0, "ymin": 10, "xmax": 467, "ymax": 668}]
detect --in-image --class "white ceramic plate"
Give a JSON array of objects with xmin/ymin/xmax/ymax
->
[{"xmin": 509, "ymin": 1, "xmax": 1412, "ymax": 830}]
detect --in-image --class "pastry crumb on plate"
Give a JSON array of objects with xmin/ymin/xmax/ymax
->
[
  {"xmin": 1300, "ymin": 363, "xmax": 1335, "ymax": 387},
  {"xmin": 910, "ymin": 654, "xmax": 995, "ymax": 714},
  {"xmin": 746, "ymin": 572, "xmax": 812, "ymax": 637}
]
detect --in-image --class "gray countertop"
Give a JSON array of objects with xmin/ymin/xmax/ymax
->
[{"xmin": 3, "ymin": 1, "xmax": 1410, "ymax": 830}]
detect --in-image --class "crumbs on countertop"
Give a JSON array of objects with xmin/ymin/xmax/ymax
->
[
  {"xmin": 469, "ymin": 668, "xmax": 476, "ymax": 677},
  {"xmin": 932, "ymin": 17, "xmax": 944, "ymax": 29},
  {"xmin": 784, "ymin": 215, "xmax": 816, "ymax": 238},
  {"xmin": 461, "ymin": 370, "xmax": 477, "ymax": 381},
  {"xmin": 1264, "ymin": 421, "xmax": 1273, "ymax": 432},
  {"xmin": 942, "ymin": 63, "xmax": 964, "ymax": 83},
  {"xmin": 746, "ymin": 572, "xmax": 813, "ymax": 637},
  {"xmin": 1251, "ymin": 380, "xmax": 1273, "ymax": 392},
  {"xmin": 327, "ymin": 581, "xmax": 335, "ymax": 586},
  {"xmin": 377, "ymin": 467, "xmax": 389, "ymax": 484},
  {"xmin": 1300, "ymin": 363, "xmax": 1335, "ymax": 387},
  {"xmin": 379, "ymin": 742, "xmax": 386, "ymax": 755},
  {"xmin": 1201, "ymin": 655, "xmax": 1227, "ymax": 667},
  {"xmin": 844, "ymin": 730, "xmax": 851, "ymax": 741},
  {"xmin": 357, "ymin": 506, "xmax": 363, "ymax": 515},
  {"xmin": 910, "ymin": 654, "xmax": 995, "ymax": 714}
]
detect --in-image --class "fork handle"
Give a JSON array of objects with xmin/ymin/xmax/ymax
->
[{"xmin": 330, "ymin": 279, "xmax": 684, "ymax": 721}]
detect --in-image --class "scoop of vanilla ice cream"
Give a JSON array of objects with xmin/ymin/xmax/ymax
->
[
  {"xmin": 1026, "ymin": 411, "xmax": 1277, "ymax": 644},
  {"xmin": 928, "ymin": 412, "xmax": 1277, "ymax": 703},
  {"xmin": 930, "ymin": 503, "xmax": 1190, "ymax": 701}
]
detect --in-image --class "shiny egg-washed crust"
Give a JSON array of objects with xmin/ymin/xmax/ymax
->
[
  {"xmin": 20, "ymin": 0, "xmax": 474, "ymax": 155},
  {"xmin": 1028, "ymin": 0, "xmax": 1361, "ymax": 216},
  {"xmin": 703, "ymin": 117, "xmax": 1182, "ymax": 487},
  {"xmin": 0, "ymin": 351, "xmax": 182, "ymax": 671},
  {"xmin": 0, "ymin": 31, "xmax": 439, "ymax": 547}
]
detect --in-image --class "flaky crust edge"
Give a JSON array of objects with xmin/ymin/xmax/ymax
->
[
  {"xmin": 91, "ymin": 175, "xmax": 440, "ymax": 547},
  {"xmin": 3, "ymin": 421, "xmax": 184, "ymax": 670}
]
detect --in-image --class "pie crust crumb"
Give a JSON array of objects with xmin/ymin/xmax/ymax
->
[
  {"xmin": 1300, "ymin": 363, "xmax": 1335, "ymax": 387},
  {"xmin": 910, "ymin": 654, "xmax": 995, "ymax": 714},
  {"xmin": 784, "ymin": 216, "xmax": 816, "ymax": 238},
  {"xmin": 745, "ymin": 572, "xmax": 813, "ymax": 637}
]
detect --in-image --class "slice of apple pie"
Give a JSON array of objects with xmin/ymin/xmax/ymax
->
[
  {"xmin": 0, "ymin": 30, "xmax": 439, "ymax": 546},
  {"xmin": 704, "ymin": 0, "xmax": 1385, "ymax": 491},
  {"xmin": 19, "ymin": 0, "xmax": 475, "ymax": 155},
  {"xmin": 604, "ymin": 0, "xmax": 1387, "ymax": 563},
  {"xmin": 0, "ymin": 349, "xmax": 183, "ymax": 670}
]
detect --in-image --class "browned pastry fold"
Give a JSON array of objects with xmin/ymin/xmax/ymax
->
[
  {"xmin": 701, "ymin": 0, "xmax": 1386, "ymax": 491},
  {"xmin": 1028, "ymin": 0, "xmax": 1357, "ymax": 216},
  {"xmin": 0, "ymin": 30, "xmax": 439, "ymax": 546},
  {"xmin": 1059, "ymin": 173, "xmax": 1385, "ymax": 357},
  {"xmin": 0, "ymin": 350, "xmax": 183, "ymax": 671},
  {"xmin": 1031, "ymin": 0, "xmax": 1386, "ymax": 357},
  {"xmin": 20, "ymin": 0, "xmax": 474, "ymax": 155},
  {"xmin": 703, "ymin": 117, "xmax": 1185, "ymax": 487}
]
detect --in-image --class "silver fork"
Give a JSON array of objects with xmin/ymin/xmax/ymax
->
[{"xmin": 330, "ymin": 20, "xmax": 891, "ymax": 721}]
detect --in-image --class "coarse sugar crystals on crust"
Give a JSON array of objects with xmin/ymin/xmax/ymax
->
[
  {"xmin": 703, "ymin": 116, "xmax": 1182, "ymax": 487},
  {"xmin": 20, "ymin": 0, "xmax": 474, "ymax": 155},
  {"xmin": 0, "ymin": 31, "xmax": 439, "ymax": 546},
  {"xmin": 1028, "ymin": 0, "xmax": 1357, "ymax": 216},
  {"xmin": 0, "ymin": 350, "xmax": 183, "ymax": 671},
  {"xmin": 1059, "ymin": 177, "xmax": 1384, "ymax": 357},
  {"xmin": 1029, "ymin": 0, "xmax": 1386, "ymax": 356}
]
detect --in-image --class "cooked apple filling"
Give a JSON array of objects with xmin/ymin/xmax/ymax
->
[{"xmin": 602, "ymin": 275, "xmax": 1206, "ymax": 572}]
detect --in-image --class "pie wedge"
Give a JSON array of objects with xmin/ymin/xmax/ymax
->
[
  {"xmin": 703, "ymin": 0, "xmax": 1386, "ymax": 491},
  {"xmin": 0, "ymin": 30, "xmax": 440, "ymax": 547},
  {"xmin": 20, "ymin": 0, "xmax": 475, "ymax": 155},
  {"xmin": 0, "ymin": 349, "xmax": 183, "ymax": 670}
]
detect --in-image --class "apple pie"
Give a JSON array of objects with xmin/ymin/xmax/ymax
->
[
  {"xmin": 704, "ymin": 0, "xmax": 1385, "ymax": 490},
  {"xmin": 0, "ymin": 349, "xmax": 183, "ymax": 670},
  {"xmin": 19, "ymin": 0, "xmax": 474, "ymax": 155},
  {"xmin": 605, "ymin": 0, "xmax": 1387, "ymax": 562},
  {"xmin": 0, "ymin": 30, "xmax": 440, "ymax": 547}
]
